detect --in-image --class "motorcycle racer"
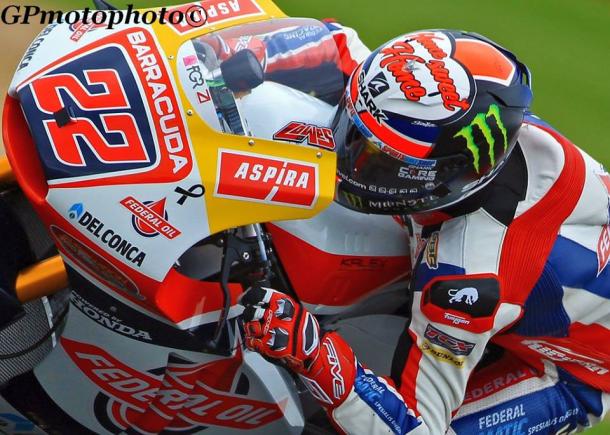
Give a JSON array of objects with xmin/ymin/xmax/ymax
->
[{"xmin": 242, "ymin": 29, "xmax": 610, "ymax": 434}]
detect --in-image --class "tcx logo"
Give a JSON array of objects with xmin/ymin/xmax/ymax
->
[{"xmin": 424, "ymin": 324, "xmax": 474, "ymax": 356}]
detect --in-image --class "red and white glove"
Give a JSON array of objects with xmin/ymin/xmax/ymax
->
[{"xmin": 241, "ymin": 287, "xmax": 356, "ymax": 408}]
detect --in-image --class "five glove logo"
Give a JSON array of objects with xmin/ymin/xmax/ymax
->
[
  {"xmin": 453, "ymin": 104, "xmax": 508, "ymax": 174},
  {"xmin": 323, "ymin": 339, "xmax": 345, "ymax": 400},
  {"xmin": 215, "ymin": 150, "xmax": 319, "ymax": 208}
]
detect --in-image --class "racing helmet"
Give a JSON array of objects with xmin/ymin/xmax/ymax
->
[{"xmin": 332, "ymin": 30, "xmax": 533, "ymax": 214}]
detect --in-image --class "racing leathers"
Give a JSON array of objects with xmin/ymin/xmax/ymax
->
[{"xmin": 242, "ymin": 20, "xmax": 610, "ymax": 435}]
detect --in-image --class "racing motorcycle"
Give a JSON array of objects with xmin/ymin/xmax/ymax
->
[{"xmin": 0, "ymin": 1, "xmax": 412, "ymax": 433}]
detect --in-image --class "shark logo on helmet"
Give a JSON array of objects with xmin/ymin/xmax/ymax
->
[{"xmin": 368, "ymin": 72, "xmax": 390, "ymax": 98}]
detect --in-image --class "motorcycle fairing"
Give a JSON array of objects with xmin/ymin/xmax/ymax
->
[{"xmin": 3, "ymin": 2, "xmax": 337, "ymax": 325}]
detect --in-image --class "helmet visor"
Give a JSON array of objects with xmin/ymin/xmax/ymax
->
[{"xmin": 332, "ymin": 94, "xmax": 471, "ymax": 214}]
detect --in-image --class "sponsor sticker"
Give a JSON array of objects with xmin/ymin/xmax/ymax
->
[
  {"xmin": 68, "ymin": 203, "xmax": 147, "ymax": 268},
  {"xmin": 367, "ymin": 72, "xmax": 390, "ymax": 98},
  {"xmin": 273, "ymin": 121, "xmax": 336, "ymax": 150},
  {"xmin": 70, "ymin": 20, "xmax": 106, "ymax": 42},
  {"xmin": 421, "ymin": 339, "xmax": 465, "ymax": 368},
  {"xmin": 598, "ymin": 225, "xmax": 610, "ymax": 277},
  {"xmin": 120, "ymin": 196, "xmax": 182, "ymax": 240},
  {"xmin": 424, "ymin": 232, "xmax": 439, "ymax": 269},
  {"xmin": 380, "ymin": 143, "xmax": 437, "ymax": 166},
  {"xmin": 356, "ymin": 69, "xmax": 388, "ymax": 124},
  {"xmin": 61, "ymin": 338, "xmax": 284, "ymax": 432},
  {"xmin": 477, "ymin": 404, "xmax": 526, "ymax": 432},
  {"xmin": 444, "ymin": 313, "xmax": 470, "ymax": 326},
  {"xmin": 167, "ymin": 0, "xmax": 264, "ymax": 35},
  {"xmin": 424, "ymin": 324, "xmax": 474, "ymax": 356},
  {"xmin": 464, "ymin": 365, "xmax": 537, "ymax": 404},
  {"xmin": 522, "ymin": 340, "xmax": 609, "ymax": 375},
  {"xmin": 398, "ymin": 166, "xmax": 438, "ymax": 182},
  {"xmin": 448, "ymin": 286, "xmax": 479, "ymax": 306},
  {"xmin": 353, "ymin": 367, "xmax": 407, "ymax": 434},
  {"xmin": 71, "ymin": 293, "xmax": 152, "ymax": 341},
  {"xmin": 18, "ymin": 23, "xmax": 58, "ymax": 70},
  {"xmin": 340, "ymin": 258, "xmax": 387, "ymax": 271},
  {"xmin": 21, "ymin": 28, "xmax": 192, "ymax": 185},
  {"xmin": 214, "ymin": 149, "xmax": 319, "ymax": 208},
  {"xmin": 453, "ymin": 104, "xmax": 508, "ymax": 174},
  {"xmin": 597, "ymin": 172, "xmax": 610, "ymax": 276},
  {"xmin": 421, "ymin": 275, "xmax": 500, "ymax": 333}
]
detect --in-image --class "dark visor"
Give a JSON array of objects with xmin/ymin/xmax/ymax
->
[{"xmin": 331, "ymin": 94, "xmax": 471, "ymax": 214}]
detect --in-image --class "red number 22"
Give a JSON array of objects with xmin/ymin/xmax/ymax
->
[{"xmin": 30, "ymin": 69, "xmax": 149, "ymax": 167}]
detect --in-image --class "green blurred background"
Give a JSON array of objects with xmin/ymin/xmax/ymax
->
[{"xmin": 1, "ymin": 1, "xmax": 609, "ymax": 433}]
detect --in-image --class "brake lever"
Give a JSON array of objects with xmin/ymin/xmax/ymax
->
[
  {"xmin": 206, "ymin": 230, "xmax": 271, "ymax": 356},
  {"xmin": 205, "ymin": 232, "xmax": 239, "ymax": 356}
]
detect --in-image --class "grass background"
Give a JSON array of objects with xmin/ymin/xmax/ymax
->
[{"xmin": 1, "ymin": 1, "xmax": 609, "ymax": 432}]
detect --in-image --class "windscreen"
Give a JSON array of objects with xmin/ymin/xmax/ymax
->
[{"xmin": 176, "ymin": 18, "xmax": 346, "ymax": 136}]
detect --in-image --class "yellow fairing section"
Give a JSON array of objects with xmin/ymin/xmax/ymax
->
[
  {"xmin": 197, "ymin": 135, "xmax": 336, "ymax": 235},
  {"xmin": 151, "ymin": 0, "xmax": 286, "ymax": 40},
  {"xmin": 149, "ymin": 1, "xmax": 337, "ymax": 235}
]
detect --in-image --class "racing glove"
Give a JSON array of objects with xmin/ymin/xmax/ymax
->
[{"xmin": 241, "ymin": 286, "xmax": 356, "ymax": 408}]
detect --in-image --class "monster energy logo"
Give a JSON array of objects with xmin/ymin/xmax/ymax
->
[
  {"xmin": 453, "ymin": 104, "xmax": 508, "ymax": 174},
  {"xmin": 341, "ymin": 191, "xmax": 365, "ymax": 209}
]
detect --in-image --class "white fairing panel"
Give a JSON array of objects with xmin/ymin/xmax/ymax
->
[
  {"xmin": 33, "ymin": 303, "xmax": 304, "ymax": 434},
  {"xmin": 274, "ymin": 201, "xmax": 409, "ymax": 257},
  {"xmin": 240, "ymin": 81, "xmax": 337, "ymax": 139}
]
